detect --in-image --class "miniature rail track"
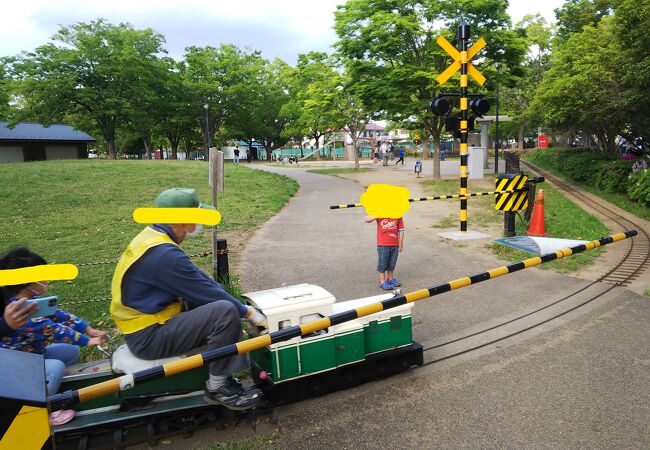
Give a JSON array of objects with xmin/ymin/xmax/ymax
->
[{"xmin": 419, "ymin": 162, "xmax": 649, "ymax": 366}]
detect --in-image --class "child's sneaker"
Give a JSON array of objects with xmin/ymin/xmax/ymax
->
[
  {"xmin": 389, "ymin": 278, "xmax": 401, "ymax": 287},
  {"xmin": 379, "ymin": 281, "xmax": 393, "ymax": 290}
]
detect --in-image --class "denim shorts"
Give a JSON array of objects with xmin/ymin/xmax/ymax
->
[{"xmin": 377, "ymin": 246, "xmax": 399, "ymax": 272}]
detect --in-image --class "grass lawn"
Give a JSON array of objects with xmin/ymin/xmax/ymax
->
[
  {"xmin": 1, "ymin": 160, "xmax": 298, "ymax": 337},
  {"xmin": 421, "ymin": 176, "xmax": 609, "ymax": 272}
]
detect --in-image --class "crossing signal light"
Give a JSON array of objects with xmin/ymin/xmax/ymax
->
[
  {"xmin": 470, "ymin": 97, "xmax": 490, "ymax": 117},
  {"xmin": 429, "ymin": 97, "xmax": 450, "ymax": 116}
]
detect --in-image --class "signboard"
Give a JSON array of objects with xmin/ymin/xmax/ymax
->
[{"xmin": 538, "ymin": 134, "xmax": 549, "ymax": 148}]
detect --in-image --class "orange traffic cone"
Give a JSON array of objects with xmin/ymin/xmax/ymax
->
[{"xmin": 527, "ymin": 189, "xmax": 547, "ymax": 236}]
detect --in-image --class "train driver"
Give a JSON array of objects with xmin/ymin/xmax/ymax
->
[{"xmin": 110, "ymin": 188, "xmax": 267, "ymax": 410}]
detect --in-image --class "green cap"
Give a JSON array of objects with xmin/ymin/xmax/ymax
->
[{"xmin": 155, "ymin": 188, "xmax": 215, "ymax": 210}]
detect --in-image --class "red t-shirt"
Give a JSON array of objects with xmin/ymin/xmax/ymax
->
[{"xmin": 376, "ymin": 217, "xmax": 404, "ymax": 246}]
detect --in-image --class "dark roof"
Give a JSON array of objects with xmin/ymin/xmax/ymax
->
[
  {"xmin": 365, "ymin": 122, "xmax": 384, "ymax": 131},
  {"xmin": 0, "ymin": 122, "xmax": 96, "ymax": 142}
]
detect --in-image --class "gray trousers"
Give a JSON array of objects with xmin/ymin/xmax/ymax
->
[{"xmin": 124, "ymin": 300, "xmax": 247, "ymax": 376}]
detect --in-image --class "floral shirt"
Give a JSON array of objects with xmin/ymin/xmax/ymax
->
[{"xmin": 0, "ymin": 297, "xmax": 89, "ymax": 354}]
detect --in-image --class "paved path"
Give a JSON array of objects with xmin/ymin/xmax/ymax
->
[{"xmin": 237, "ymin": 163, "xmax": 649, "ymax": 448}]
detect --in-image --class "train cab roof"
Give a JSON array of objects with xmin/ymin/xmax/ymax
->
[{"xmin": 243, "ymin": 283, "xmax": 335, "ymax": 319}]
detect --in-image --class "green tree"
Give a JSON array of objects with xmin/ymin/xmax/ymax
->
[
  {"xmin": 335, "ymin": 78, "xmax": 372, "ymax": 169},
  {"xmin": 612, "ymin": 0, "xmax": 650, "ymax": 143},
  {"xmin": 282, "ymin": 52, "xmax": 344, "ymax": 160},
  {"xmin": 183, "ymin": 44, "xmax": 266, "ymax": 160},
  {"xmin": 0, "ymin": 60, "xmax": 12, "ymax": 119},
  {"xmin": 334, "ymin": 0, "xmax": 526, "ymax": 179},
  {"xmin": 255, "ymin": 60, "xmax": 292, "ymax": 160},
  {"xmin": 532, "ymin": 17, "xmax": 625, "ymax": 155},
  {"xmin": 154, "ymin": 61, "xmax": 196, "ymax": 159},
  {"xmin": 554, "ymin": 0, "xmax": 613, "ymax": 41},
  {"xmin": 505, "ymin": 14, "xmax": 554, "ymax": 149},
  {"xmin": 8, "ymin": 20, "xmax": 168, "ymax": 158}
]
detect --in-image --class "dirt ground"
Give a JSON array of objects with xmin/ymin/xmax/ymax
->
[{"xmin": 325, "ymin": 164, "xmax": 508, "ymax": 258}]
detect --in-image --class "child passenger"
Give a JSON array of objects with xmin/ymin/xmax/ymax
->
[{"xmin": 0, "ymin": 246, "xmax": 105, "ymax": 425}]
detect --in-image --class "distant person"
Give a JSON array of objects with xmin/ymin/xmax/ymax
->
[
  {"xmin": 440, "ymin": 142, "xmax": 446, "ymax": 161},
  {"xmin": 365, "ymin": 216, "xmax": 405, "ymax": 290},
  {"xmin": 246, "ymin": 147, "xmax": 252, "ymax": 164},
  {"xmin": 395, "ymin": 146, "xmax": 405, "ymax": 165},
  {"xmin": 414, "ymin": 159, "xmax": 423, "ymax": 177},
  {"xmin": 233, "ymin": 146, "xmax": 240, "ymax": 165}
]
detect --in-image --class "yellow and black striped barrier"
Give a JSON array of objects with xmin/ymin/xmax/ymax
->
[
  {"xmin": 1, "ymin": 349, "xmax": 52, "ymax": 450},
  {"xmin": 48, "ymin": 230, "xmax": 637, "ymax": 411},
  {"xmin": 495, "ymin": 174, "xmax": 529, "ymax": 211},
  {"xmin": 330, "ymin": 189, "xmax": 525, "ymax": 209}
]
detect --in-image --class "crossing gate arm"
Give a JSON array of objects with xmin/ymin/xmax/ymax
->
[{"xmin": 48, "ymin": 230, "xmax": 637, "ymax": 411}]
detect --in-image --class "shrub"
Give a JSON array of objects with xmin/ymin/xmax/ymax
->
[
  {"xmin": 595, "ymin": 160, "xmax": 635, "ymax": 193},
  {"xmin": 526, "ymin": 147, "xmax": 650, "ymax": 209},
  {"xmin": 627, "ymin": 169, "xmax": 650, "ymax": 206}
]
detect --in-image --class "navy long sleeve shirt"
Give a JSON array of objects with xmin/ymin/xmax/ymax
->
[
  {"xmin": 0, "ymin": 317, "xmax": 12, "ymax": 338},
  {"xmin": 120, "ymin": 225, "xmax": 248, "ymax": 318}
]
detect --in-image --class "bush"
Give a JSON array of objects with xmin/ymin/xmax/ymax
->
[
  {"xmin": 627, "ymin": 168, "xmax": 650, "ymax": 206},
  {"xmin": 595, "ymin": 160, "xmax": 634, "ymax": 193},
  {"xmin": 527, "ymin": 147, "xmax": 650, "ymax": 208}
]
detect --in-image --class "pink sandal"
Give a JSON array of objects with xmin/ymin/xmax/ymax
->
[{"xmin": 50, "ymin": 409, "xmax": 76, "ymax": 426}]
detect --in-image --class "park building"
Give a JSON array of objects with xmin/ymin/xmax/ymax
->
[{"xmin": 0, "ymin": 122, "xmax": 97, "ymax": 163}]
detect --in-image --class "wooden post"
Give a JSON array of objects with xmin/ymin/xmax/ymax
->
[{"xmin": 209, "ymin": 148, "xmax": 224, "ymax": 280}]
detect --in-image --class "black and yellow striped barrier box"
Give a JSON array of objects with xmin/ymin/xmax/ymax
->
[
  {"xmin": 495, "ymin": 174, "xmax": 528, "ymax": 211},
  {"xmin": 0, "ymin": 348, "xmax": 52, "ymax": 450}
]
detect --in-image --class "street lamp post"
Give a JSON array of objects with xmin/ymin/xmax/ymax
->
[{"xmin": 204, "ymin": 103, "xmax": 210, "ymax": 160}]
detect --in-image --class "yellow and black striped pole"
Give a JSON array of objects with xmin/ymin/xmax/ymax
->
[
  {"xmin": 47, "ymin": 230, "xmax": 637, "ymax": 411},
  {"xmin": 330, "ymin": 189, "xmax": 525, "ymax": 209},
  {"xmin": 458, "ymin": 21, "xmax": 471, "ymax": 233}
]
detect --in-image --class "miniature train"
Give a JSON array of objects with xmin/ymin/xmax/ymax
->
[{"xmin": 52, "ymin": 284, "xmax": 423, "ymax": 448}]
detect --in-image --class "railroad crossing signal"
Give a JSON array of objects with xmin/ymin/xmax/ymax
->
[{"xmin": 436, "ymin": 36, "xmax": 486, "ymax": 86}]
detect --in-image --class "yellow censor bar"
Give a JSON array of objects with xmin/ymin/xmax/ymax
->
[
  {"xmin": 0, "ymin": 264, "xmax": 78, "ymax": 285},
  {"xmin": 48, "ymin": 231, "xmax": 637, "ymax": 411},
  {"xmin": 133, "ymin": 208, "xmax": 221, "ymax": 226}
]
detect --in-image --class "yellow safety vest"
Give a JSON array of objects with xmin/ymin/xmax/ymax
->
[{"xmin": 110, "ymin": 227, "xmax": 183, "ymax": 334}]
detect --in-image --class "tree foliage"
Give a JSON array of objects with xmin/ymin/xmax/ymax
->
[
  {"xmin": 334, "ymin": 0, "xmax": 526, "ymax": 177},
  {"xmin": 8, "ymin": 20, "xmax": 167, "ymax": 158},
  {"xmin": 281, "ymin": 52, "xmax": 345, "ymax": 157}
]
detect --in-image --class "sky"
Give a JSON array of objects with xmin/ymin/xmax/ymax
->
[{"xmin": 0, "ymin": 0, "xmax": 566, "ymax": 64}]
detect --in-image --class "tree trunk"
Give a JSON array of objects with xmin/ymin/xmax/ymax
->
[
  {"xmin": 432, "ymin": 135, "xmax": 441, "ymax": 181},
  {"xmin": 420, "ymin": 131, "xmax": 427, "ymax": 160},
  {"xmin": 143, "ymin": 137, "xmax": 152, "ymax": 160},
  {"xmin": 518, "ymin": 121, "xmax": 525, "ymax": 151},
  {"xmin": 422, "ymin": 134, "xmax": 431, "ymax": 175},
  {"xmin": 106, "ymin": 136, "xmax": 117, "ymax": 160},
  {"xmin": 352, "ymin": 136, "xmax": 360, "ymax": 169}
]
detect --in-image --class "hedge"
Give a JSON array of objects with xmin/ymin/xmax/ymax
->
[{"xmin": 527, "ymin": 148, "xmax": 650, "ymax": 207}]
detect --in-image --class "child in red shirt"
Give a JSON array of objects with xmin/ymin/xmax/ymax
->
[{"xmin": 365, "ymin": 216, "xmax": 405, "ymax": 290}]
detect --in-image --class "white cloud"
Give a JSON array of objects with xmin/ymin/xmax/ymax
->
[{"xmin": 1, "ymin": 0, "xmax": 565, "ymax": 62}]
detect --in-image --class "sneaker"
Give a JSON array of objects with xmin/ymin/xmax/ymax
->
[
  {"xmin": 50, "ymin": 409, "xmax": 76, "ymax": 426},
  {"xmin": 204, "ymin": 377, "xmax": 263, "ymax": 411},
  {"xmin": 379, "ymin": 281, "xmax": 393, "ymax": 290},
  {"xmin": 389, "ymin": 278, "xmax": 401, "ymax": 287}
]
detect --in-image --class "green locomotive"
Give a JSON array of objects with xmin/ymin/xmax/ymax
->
[{"xmin": 49, "ymin": 284, "xmax": 422, "ymax": 447}]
